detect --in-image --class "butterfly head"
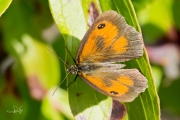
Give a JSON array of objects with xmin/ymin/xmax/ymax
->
[{"xmin": 67, "ymin": 65, "xmax": 78, "ymax": 74}]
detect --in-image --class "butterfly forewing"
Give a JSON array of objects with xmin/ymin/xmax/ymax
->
[{"xmin": 76, "ymin": 10, "xmax": 143, "ymax": 63}]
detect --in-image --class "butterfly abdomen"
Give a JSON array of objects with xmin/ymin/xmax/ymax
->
[
  {"xmin": 77, "ymin": 63, "xmax": 126, "ymax": 73},
  {"xmin": 77, "ymin": 63, "xmax": 101, "ymax": 72}
]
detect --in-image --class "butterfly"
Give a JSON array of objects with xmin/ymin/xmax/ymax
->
[{"xmin": 66, "ymin": 10, "xmax": 148, "ymax": 102}]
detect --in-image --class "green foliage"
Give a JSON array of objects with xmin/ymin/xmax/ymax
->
[
  {"xmin": 0, "ymin": 0, "xmax": 71, "ymax": 120},
  {"xmin": 3, "ymin": 0, "xmax": 179, "ymax": 119}
]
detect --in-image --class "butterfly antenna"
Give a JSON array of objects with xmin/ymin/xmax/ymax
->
[
  {"xmin": 47, "ymin": 46, "xmax": 69, "ymax": 67},
  {"xmin": 52, "ymin": 72, "xmax": 71, "ymax": 96},
  {"xmin": 65, "ymin": 46, "xmax": 76, "ymax": 64},
  {"xmin": 67, "ymin": 74, "xmax": 78, "ymax": 88}
]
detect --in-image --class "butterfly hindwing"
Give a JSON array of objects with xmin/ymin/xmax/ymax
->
[{"xmin": 78, "ymin": 65, "xmax": 147, "ymax": 102}]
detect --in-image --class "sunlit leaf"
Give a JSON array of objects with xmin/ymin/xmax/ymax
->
[{"xmin": 0, "ymin": 0, "xmax": 12, "ymax": 16}]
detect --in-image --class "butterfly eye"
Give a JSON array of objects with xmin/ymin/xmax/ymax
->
[
  {"xmin": 97, "ymin": 23, "xmax": 105, "ymax": 29},
  {"xmin": 110, "ymin": 91, "xmax": 119, "ymax": 95}
]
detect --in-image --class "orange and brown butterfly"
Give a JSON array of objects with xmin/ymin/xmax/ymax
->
[{"xmin": 67, "ymin": 10, "xmax": 148, "ymax": 102}]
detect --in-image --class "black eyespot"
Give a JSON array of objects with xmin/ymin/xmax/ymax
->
[
  {"xmin": 98, "ymin": 23, "xmax": 105, "ymax": 29},
  {"xmin": 110, "ymin": 91, "xmax": 119, "ymax": 95}
]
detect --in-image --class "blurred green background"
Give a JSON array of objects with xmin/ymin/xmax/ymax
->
[{"xmin": 0, "ymin": 0, "xmax": 179, "ymax": 120}]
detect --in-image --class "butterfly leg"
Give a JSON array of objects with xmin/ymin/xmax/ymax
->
[{"xmin": 67, "ymin": 74, "xmax": 79, "ymax": 88}]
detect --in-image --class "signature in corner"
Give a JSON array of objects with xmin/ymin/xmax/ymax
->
[{"xmin": 6, "ymin": 105, "xmax": 23, "ymax": 114}]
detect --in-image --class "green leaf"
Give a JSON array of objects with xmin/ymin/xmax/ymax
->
[
  {"xmin": 49, "ymin": 0, "xmax": 160, "ymax": 119},
  {"xmin": 0, "ymin": 0, "xmax": 12, "ymax": 16}
]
